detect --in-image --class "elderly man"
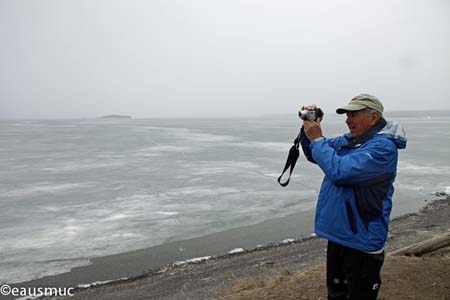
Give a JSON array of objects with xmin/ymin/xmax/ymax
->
[{"xmin": 300, "ymin": 94, "xmax": 407, "ymax": 300}]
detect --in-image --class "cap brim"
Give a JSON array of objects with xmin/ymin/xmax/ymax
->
[{"xmin": 336, "ymin": 104, "xmax": 367, "ymax": 114}]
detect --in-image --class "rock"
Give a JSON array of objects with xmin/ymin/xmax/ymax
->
[
  {"xmin": 434, "ymin": 191, "xmax": 447, "ymax": 197},
  {"xmin": 257, "ymin": 261, "xmax": 275, "ymax": 267},
  {"xmin": 281, "ymin": 269, "xmax": 292, "ymax": 276}
]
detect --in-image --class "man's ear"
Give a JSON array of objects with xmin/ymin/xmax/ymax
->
[{"xmin": 370, "ymin": 112, "xmax": 380, "ymax": 126}]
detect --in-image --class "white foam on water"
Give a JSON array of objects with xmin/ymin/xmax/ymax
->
[
  {"xmin": 398, "ymin": 161, "xmax": 450, "ymax": 175},
  {"xmin": 62, "ymin": 225, "xmax": 84, "ymax": 240},
  {"xmin": 11, "ymin": 122, "xmax": 44, "ymax": 127},
  {"xmin": 190, "ymin": 166, "xmax": 230, "ymax": 176},
  {"xmin": 160, "ymin": 186, "xmax": 240, "ymax": 198},
  {"xmin": 34, "ymin": 223, "xmax": 87, "ymax": 245},
  {"xmin": 40, "ymin": 206, "xmax": 64, "ymax": 213},
  {"xmin": 281, "ymin": 238, "xmax": 295, "ymax": 244},
  {"xmin": 41, "ymin": 161, "xmax": 125, "ymax": 172},
  {"xmin": 394, "ymin": 182, "xmax": 430, "ymax": 193},
  {"xmin": 114, "ymin": 193, "xmax": 158, "ymax": 212},
  {"xmin": 115, "ymin": 193, "xmax": 153, "ymax": 202},
  {"xmin": 101, "ymin": 213, "xmax": 131, "ymax": 222},
  {"xmin": 110, "ymin": 233, "xmax": 145, "ymax": 239},
  {"xmin": 187, "ymin": 161, "xmax": 262, "ymax": 176},
  {"xmin": 77, "ymin": 277, "xmax": 129, "ymax": 289},
  {"xmin": 0, "ymin": 258, "xmax": 92, "ymax": 284},
  {"xmin": 152, "ymin": 126, "xmax": 239, "ymax": 143},
  {"xmin": 156, "ymin": 211, "xmax": 179, "ymax": 216},
  {"xmin": 4, "ymin": 183, "xmax": 91, "ymax": 198},
  {"xmin": 232, "ymin": 141, "xmax": 292, "ymax": 153},
  {"xmin": 139, "ymin": 126, "xmax": 238, "ymax": 143},
  {"xmin": 134, "ymin": 145, "xmax": 192, "ymax": 157},
  {"xmin": 228, "ymin": 248, "xmax": 245, "ymax": 254},
  {"xmin": 94, "ymin": 154, "xmax": 128, "ymax": 159},
  {"xmin": 264, "ymin": 172, "xmax": 284, "ymax": 178},
  {"xmin": 173, "ymin": 256, "xmax": 212, "ymax": 267},
  {"xmin": 177, "ymin": 131, "xmax": 238, "ymax": 143},
  {"xmin": 133, "ymin": 152, "xmax": 160, "ymax": 157}
]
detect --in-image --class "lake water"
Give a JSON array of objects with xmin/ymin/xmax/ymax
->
[{"xmin": 1, "ymin": 111, "xmax": 449, "ymax": 284}]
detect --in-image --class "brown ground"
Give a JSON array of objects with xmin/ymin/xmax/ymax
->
[
  {"xmin": 218, "ymin": 247, "xmax": 450, "ymax": 300},
  {"xmin": 43, "ymin": 197, "xmax": 450, "ymax": 300}
]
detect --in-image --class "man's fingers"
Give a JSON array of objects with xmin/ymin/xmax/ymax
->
[
  {"xmin": 300, "ymin": 104, "xmax": 317, "ymax": 110},
  {"xmin": 303, "ymin": 120, "xmax": 313, "ymax": 128}
]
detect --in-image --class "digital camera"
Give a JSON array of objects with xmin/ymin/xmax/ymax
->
[{"xmin": 298, "ymin": 107, "xmax": 324, "ymax": 121}]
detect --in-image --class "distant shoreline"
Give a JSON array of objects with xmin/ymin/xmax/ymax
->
[{"xmin": 100, "ymin": 115, "xmax": 132, "ymax": 119}]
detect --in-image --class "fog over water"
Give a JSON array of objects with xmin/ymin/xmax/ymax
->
[{"xmin": 1, "ymin": 0, "xmax": 450, "ymax": 118}]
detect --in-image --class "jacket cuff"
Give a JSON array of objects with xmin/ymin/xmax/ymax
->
[{"xmin": 311, "ymin": 136, "xmax": 325, "ymax": 144}]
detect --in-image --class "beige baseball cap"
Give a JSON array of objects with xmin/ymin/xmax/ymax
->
[{"xmin": 336, "ymin": 94, "xmax": 384, "ymax": 114}]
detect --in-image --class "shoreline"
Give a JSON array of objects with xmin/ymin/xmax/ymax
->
[
  {"xmin": 11, "ymin": 207, "xmax": 317, "ymax": 287},
  {"xmin": 10, "ymin": 193, "xmax": 432, "ymax": 289},
  {"xmin": 5, "ymin": 195, "xmax": 448, "ymax": 300}
]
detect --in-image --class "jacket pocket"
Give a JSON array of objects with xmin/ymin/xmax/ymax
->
[{"xmin": 345, "ymin": 200, "xmax": 358, "ymax": 234}]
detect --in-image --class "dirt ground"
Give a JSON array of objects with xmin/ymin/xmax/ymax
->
[{"xmin": 218, "ymin": 247, "xmax": 450, "ymax": 300}]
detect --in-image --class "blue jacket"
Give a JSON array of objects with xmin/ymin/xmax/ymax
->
[{"xmin": 301, "ymin": 119, "xmax": 407, "ymax": 252}]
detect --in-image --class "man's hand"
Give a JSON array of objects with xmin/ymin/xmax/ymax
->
[
  {"xmin": 301, "ymin": 104, "xmax": 323, "ymax": 141},
  {"xmin": 303, "ymin": 120, "xmax": 323, "ymax": 141}
]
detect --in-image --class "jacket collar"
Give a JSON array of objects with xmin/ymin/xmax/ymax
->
[{"xmin": 343, "ymin": 118, "xmax": 387, "ymax": 148}]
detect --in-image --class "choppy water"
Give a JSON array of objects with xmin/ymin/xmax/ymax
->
[{"xmin": 0, "ymin": 112, "xmax": 449, "ymax": 283}]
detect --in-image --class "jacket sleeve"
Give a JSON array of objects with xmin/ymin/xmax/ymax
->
[
  {"xmin": 299, "ymin": 127, "xmax": 316, "ymax": 163},
  {"xmin": 310, "ymin": 138, "xmax": 397, "ymax": 186},
  {"xmin": 300, "ymin": 128, "xmax": 344, "ymax": 164}
]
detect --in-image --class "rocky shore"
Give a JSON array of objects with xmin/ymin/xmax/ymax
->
[{"xmin": 39, "ymin": 196, "xmax": 450, "ymax": 300}]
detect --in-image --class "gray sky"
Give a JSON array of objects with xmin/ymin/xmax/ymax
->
[{"xmin": 1, "ymin": 0, "xmax": 449, "ymax": 118}]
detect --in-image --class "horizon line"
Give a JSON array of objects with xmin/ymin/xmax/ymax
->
[{"xmin": 1, "ymin": 109, "xmax": 450, "ymax": 121}]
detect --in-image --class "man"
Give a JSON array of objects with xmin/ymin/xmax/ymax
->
[{"xmin": 300, "ymin": 94, "xmax": 407, "ymax": 300}]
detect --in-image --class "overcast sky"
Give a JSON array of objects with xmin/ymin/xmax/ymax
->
[{"xmin": 1, "ymin": 0, "xmax": 449, "ymax": 118}]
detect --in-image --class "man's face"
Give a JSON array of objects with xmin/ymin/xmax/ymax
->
[{"xmin": 345, "ymin": 110, "xmax": 379, "ymax": 138}]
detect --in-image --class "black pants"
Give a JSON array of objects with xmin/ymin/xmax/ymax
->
[{"xmin": 327, "ymin": 241, "xmax": 385, "ymax": 300}]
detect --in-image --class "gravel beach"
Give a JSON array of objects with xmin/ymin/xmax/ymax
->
[{"xmin": 30, "ymin": 195, "xmax": 450, "ymax": 300}]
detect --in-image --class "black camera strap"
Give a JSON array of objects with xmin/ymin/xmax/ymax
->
[
  {"xmin": 278, "ymin": 109, "xmax": 324, "ymax": 187},
  {"xmin": 277, "ymin": 132, "xmax": 301, "ymax": 187}
]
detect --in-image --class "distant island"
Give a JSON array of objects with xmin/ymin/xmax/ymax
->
[{"xmin": 100, "ymin": 115, "xmax": 132, "ymax": 119}]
